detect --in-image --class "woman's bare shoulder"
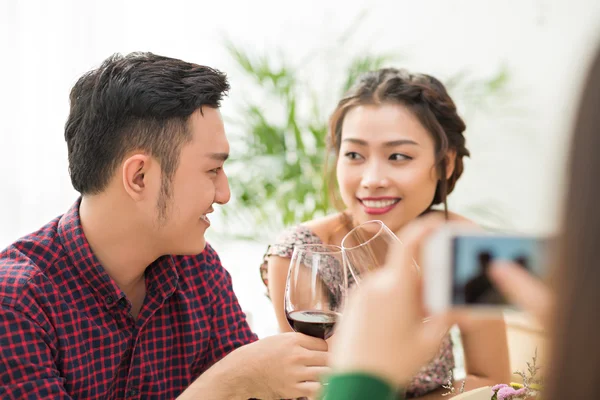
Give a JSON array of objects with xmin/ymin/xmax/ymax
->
[
  {"xmin": 303, "ymin": 213, "xmax": 347, "ymax": 243},
  {"xmin": 430, "ymin": 209, "xmax": 478, "ymax": 226}
]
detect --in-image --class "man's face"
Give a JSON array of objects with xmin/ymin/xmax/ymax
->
[{"xmin": 150, "ymin": 107, "xmax": 231, "ymax": 254}]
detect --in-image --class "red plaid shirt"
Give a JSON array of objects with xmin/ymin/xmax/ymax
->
[{"xmin": 0, "ymin": 200, "xmax": 258, "ymax": 399}]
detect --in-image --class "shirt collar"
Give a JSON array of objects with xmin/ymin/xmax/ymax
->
[
  {"xmin": 146, "ymin": 255, "xmax": 179, "ymax": 300},
  {"xmin": 57, "ymin": 198, "xmax": 180, "ymax": 309},
  {"xmin": 58, "ymin": 198, "xmax": 125, "ymax": 308}
]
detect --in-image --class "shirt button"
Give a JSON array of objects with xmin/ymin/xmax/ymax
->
[
  {"xmin": 106, "ymin": 295, "xmax": 114, "ymax": 304},
  {"xmin": 128, "ymin": 389, "xmax": 138, "ymax": 397}
]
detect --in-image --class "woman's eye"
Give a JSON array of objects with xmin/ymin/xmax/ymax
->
[
  {"xmin": 389, "ymin": 153, "xmax": 411, "ymax": 161},
  {"xmin": 344, "ymin": 152, "xmax": 363, "ymax": 161},
  {"xmin": 209, "ymin": 167, "xmax": 222, "ymax": 174}
]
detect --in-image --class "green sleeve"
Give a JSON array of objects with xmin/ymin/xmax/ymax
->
[{"xmin": 321, "ymin": 372, "xmax": 403, "ymax": 400}]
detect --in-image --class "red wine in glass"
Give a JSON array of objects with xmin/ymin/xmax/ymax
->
[
  {"xmin": 286, "ymin": 310, "xmax": 340, "ymax": 339},
  {"xmin": 284, "ymin": 244, "xmax": 347, "ymax": 339}
]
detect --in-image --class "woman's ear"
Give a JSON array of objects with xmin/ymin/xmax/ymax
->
[{"xmin": 445, "ymin": 149, "xmax": 457, "ymax": 180}]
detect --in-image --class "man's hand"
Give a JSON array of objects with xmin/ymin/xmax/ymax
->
[
  {"xmin": 236, "ymin": 332, "xmax": 330, "ymax": 399},
  {"xmin": 181, "ymin": 332, "xmax": 329, "ymax": 400}
]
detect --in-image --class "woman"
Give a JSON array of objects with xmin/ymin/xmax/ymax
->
[
  {"xmin": 261, "ymin": 68, "xmax": 510, "ymax": 398},
  {"xmin": 325, "ymin": 44, "xmax": 600, "ymax": 400}
]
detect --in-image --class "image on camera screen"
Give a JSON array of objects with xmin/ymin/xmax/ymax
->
[{"xmin": 451, "ymin": 235, "xmax": 546, "ymax": 305}]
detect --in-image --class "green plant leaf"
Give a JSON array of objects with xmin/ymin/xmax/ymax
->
[{"xmin": 222, "ymin": 26, "xmax": 515, "ymax": 236}]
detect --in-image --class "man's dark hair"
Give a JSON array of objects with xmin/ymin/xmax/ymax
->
[{"xmin": 64, "ymin": 52, "xmax": 230, "ymax": 209}]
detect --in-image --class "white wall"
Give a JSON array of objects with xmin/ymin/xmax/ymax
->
[{"xmin": 1, "ymin": 0, "xmax": 599, "ymax": 337}]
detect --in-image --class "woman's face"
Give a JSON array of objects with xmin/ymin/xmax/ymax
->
[{"xmin": 336, "ymin": 103, "xmax": 453, "ymax": 233}]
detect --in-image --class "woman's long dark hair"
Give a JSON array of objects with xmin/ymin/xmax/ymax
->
[{"xmin": 546, "ymin": 43, "xmax": 600, "ymax": 400}]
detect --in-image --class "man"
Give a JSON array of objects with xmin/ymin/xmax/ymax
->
[{"xmin": 0, "ymin": 52, "xmax": 328, "ymax": 399}]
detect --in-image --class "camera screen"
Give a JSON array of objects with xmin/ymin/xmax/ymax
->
[{"xmin": 451, "ymin": 235, "xmax": 547, "ymax": 305}]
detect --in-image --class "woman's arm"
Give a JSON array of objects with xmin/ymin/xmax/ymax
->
[
  {"xmin": 266, "ymin": 256, "xmax": 295, "ymax": 333},
  {"xmin": 461, "ymin": 317, "xmax": 511, "ymax": 386},
  {"xmin": 412, "ymin": 318, "xmax": 510, "ymax": 399}
]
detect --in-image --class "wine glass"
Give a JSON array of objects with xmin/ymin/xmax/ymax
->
[
  {"xmin": 284, "ymin": 244, "xmax": 347, "ymax": 339},
  {"xmin": 341, "ymin": 220, "xmax": 419, "ymax": 286}
]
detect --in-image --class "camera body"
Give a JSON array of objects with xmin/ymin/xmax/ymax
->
[{"xmin": 422, "ymin": 224, "xmax": 549, "ymax": 313}]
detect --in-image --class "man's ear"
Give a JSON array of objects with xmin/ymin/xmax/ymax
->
[{"xmin": 122, "ymin": 153, "xmax": 152, "ymax": 201}]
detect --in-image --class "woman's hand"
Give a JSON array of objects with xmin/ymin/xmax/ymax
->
[
  {"xmin": 488, "ymin": 262, "xmax": 553, "ymax": 329},
  {"xmin": 331, "ymin": 215, "xmax": 454, "ymax": 388}
]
